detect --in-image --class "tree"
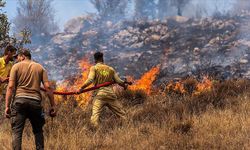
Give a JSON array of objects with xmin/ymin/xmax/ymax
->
[
  {"xmin": 0, "ymin": 0, "xmax": 31, "ymax": 50},
  {"xmin": 170, "ymin": 0, "xmax": 190, "ymax": 16},
  {"xmin": 0, "ymin": 0, "xmax": 10, "ymax": 48},
  {"xmin": 13, "ymin": 0, "xmax": 58, "ymax": 43},
  {"xmin": 91, "ymin": 0, "xmax": 128, "ymax": 22},
  {"xmin": 134, "ymin": 0, "xmax": 157, "ymax": 20}
]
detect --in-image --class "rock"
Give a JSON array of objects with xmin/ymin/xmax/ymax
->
[
  {"xmin": 151, "ymin": 34, "xmax": 161, "ymax": 41},
  {"xmin": 64, "ymin": 16, "xmax": 85, "ymax": 33},
  {"xmin": 52, "ymin": 33, "xmax": 77, "ymax": 45},
  {"xmin": 239, "ymin": 58, "xmax": 248, "ymax": 64},
  {"xmin": 193, "ymin": 47, "xmax": 200, "ymax": 54},
  {"xmin": 172, "ymin": 16, "xmax": 190, "ymax": 23},
  {"xmin": 131, "ymin": 42, "xmax": 144, "ymax": 48},
  {"xmin": 160, "ymin": 33, "xmax": 170, "ymax": 41}
]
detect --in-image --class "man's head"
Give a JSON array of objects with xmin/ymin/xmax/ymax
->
[
  {"xmin": 17, "ymin": 48, "xmax": 31, "ymax": 62},
  {"xmin": 94, "ymin": 52, "xmax": 104, "ymax": 63},
  {"xmin": 4, "ymin": 45, "xmax": 17, "ymax": 61}
]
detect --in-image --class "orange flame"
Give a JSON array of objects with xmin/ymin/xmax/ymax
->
[
  {"xmin": 193, "ymin": 76, "xmax": 212, "ymax": 95},
  {"xmin": 166, "ymin": 76, "xmax": 213, "ymax": 96},
  {"xmin": 56, "ymin": 58, "xmax": 92, "ymax": 107},
  {"xmin": 166, "ymin": 80, "xmax": 186, "ymax": 94},
  {"xmin": 56, "ymin": 60, "xmax": 160, "ymax": 107},
  {"xmin": 128, "ymin": 66, "xmax": 160, "ymax": 94}
]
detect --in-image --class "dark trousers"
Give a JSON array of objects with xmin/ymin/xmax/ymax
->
[{"xmin": 11, "ymin": 98, "xmax": 45, "ymax": 150}]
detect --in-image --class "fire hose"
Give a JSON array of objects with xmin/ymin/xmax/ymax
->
[
  {"xmin": 41, "ymin": 81, "xmax": 115, "ymax": 95},
  {"xmin": 3, "ymin": 79, "xmax": 132, "ymax": 95}
]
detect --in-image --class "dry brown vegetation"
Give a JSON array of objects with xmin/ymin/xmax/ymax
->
[{"xmin": 1, "ymin": 79, "xmax": 250, "ymax": 149}]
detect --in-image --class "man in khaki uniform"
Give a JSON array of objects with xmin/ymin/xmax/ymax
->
[
  {"xmin": 78, "ymin": 52, "xmax": 130, "ymax": 127},
  {"xmin": 5, "ymin": 49, "xmax": 56, "ymax": 150}
]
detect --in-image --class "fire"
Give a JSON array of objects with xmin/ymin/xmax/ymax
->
[
  {"xmin": 55, "ymin": 61, "xmax": 160, "ymax": 107},
  {"xmin": 165, "ymin": 76, "xmax": 213, "ymax": 96},
  {"xmin": 128, "ymin": 66, "xmax": 160, "ymax": 94},
  {"xmin": 167, "ymin": 82, "xmax": 186, "ymax": 94},
  {"xmin": 56, "ymin": 58, "xmax": 92, "ymax": 107},
  {"xmin": 166, "ymin": 80, "xmax": 186, "ymax": 94},
  {"xmin": 193, "ymin": 76, "xmax": 213, "ymax": 95}
]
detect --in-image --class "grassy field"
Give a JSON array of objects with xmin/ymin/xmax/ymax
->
[{"xmin": 1, "ymin": 79, "xmax": 250, "ymax": 149}]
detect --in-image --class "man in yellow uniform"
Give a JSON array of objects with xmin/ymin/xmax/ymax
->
[
  {"xmin": 78, "ymin": 52, "xmax": 130, "ymax": 128},
  {"xmin": 0, "ymin": 45, "xmax": 17, "ymax": 104}
]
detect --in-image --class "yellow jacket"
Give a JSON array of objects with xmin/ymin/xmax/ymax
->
[
  {"xmin": 82, "ymin": 63, "xmax": 124, "ymax": 100},
  {"xmin": 0, "ymin": 57, "xmax": 13, "ymax": 94}
]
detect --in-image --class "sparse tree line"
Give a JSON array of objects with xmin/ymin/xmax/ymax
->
[
  {"xmin": 91, "ymin": 0, "xmax": 250, "ymax": 22},
  {"xmin": 91, "ymin": 0, "xmax": 192, "ymax": 21},
  {"xmin": 1, "ymin": 0, "xmax": 250, "ymax": 47},
  {"xmin": 0, "ymin": 0, "xmax": 55, "ymax": 47}
]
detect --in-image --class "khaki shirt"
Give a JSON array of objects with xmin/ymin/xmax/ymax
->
[
  {"xmin": 83, "ymin": 63, "xmax": 124, "ymax": 100},
  {"xmin": 9, "ymin": 60, "xmax": 49, "ymax": 101}
]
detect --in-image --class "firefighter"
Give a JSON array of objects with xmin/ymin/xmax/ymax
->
[{"xmin": 78, "ymin": 52, "xmax": 131, "ymax": 128}]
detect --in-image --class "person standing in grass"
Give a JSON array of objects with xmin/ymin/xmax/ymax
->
[
  {"xmin": 0, "ymin": 45, "xmax": 17, "ymax": 104},
  {"xmin": 78, "ymin": 51, "xmax": 131, "ymax": 128},
  {"xmin": 5, "ymin": 49, "xmax": 56, "ymax": 150}
]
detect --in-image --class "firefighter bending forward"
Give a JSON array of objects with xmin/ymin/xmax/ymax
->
[{"xmin": 78, "ymin": 52, "xmax": 130, "ymax": 128}]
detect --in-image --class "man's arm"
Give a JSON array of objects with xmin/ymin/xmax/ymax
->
[
  {"xmin": 78, "ymin": 66, "xmax": 95, "ymax": 93},
  {"xmin": 114, "ymin": 72, "xmax": 125, "ymax": 85},
  {"xmin": 113, "ymin": 71, "xmax": 132, "ymax": 89},
  {"xmin": 42, "ymin": 69, "xmax": 56, "ymax": 117},
  {"xmin": 5, "ymin": 65, "xmax": 17, "ymax": 118},
  {"xmin": 43, "ymin": 82, "xmax": 55, "ymax": 108},
  {"xmin": 5, "ymin": 80, "xmax": 14, "ymax": 118}
]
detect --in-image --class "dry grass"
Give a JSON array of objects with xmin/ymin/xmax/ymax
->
[{"xmin": 1, "ymin": 79, "xmax": 250, "ymax": 149}]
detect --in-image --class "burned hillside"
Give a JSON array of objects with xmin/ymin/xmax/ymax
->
[{"xmin": 31, "ymin": 12, "xmax": 250, "ymax": 84}]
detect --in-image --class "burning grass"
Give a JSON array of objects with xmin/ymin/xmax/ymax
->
[
  {"xmin": 55, "ymin": 62, "xmax": 160, "ymax": 108},
  {"xmin": 1, "ymin": 79, "xmax": 250, "ymax": 149},
  {"xmin": 128, "ymin": 66, "xmax": 160, "ymax": 94}
]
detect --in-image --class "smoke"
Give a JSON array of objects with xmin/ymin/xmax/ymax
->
[
  {"xmin": 9, "ymin": 0, "xmax": 250, "ymax": 81},
  {"xmin": 183, "ymin": 0, "xmax": 236, "ymax": 18},
  {"xmin": 155, "ymin": 0, "xmax": 238, "ymax": 19},
  {"xmin": 90, "ymin": 0, "xmax": 250, "ymax": 23},
  {"xmin": 130, "ymin": 0, "xmax": 250, "ymax": 20}
]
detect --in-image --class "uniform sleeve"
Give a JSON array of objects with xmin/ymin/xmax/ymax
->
[
  {"xmin": 9, "ymin": 65, "xmax": 17, "ymax": 82},
  {"xmin": 82, "ymin": 66, "xmax": 95, "ymax": 87},
  {"xmin": 42, "ymin": 68, "xmax": 49, "ymax": 83},
  {"xmin": 113, "ymin": 70, "xmax": 124, "ymax": 84},
  {"xmin": 0, "ymin": 58, "xmax": 4, "ymax": 68}
]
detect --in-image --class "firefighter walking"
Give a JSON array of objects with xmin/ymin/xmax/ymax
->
[{"xmin": 78, "ymin": 52, "xmax": 131, "ymax": 128}]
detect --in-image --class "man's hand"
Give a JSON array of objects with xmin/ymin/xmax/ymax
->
[
  {"xmin": 5, "ymin": 107, "xmax": 11, "ymax": 118},
  {"xmin": 0, "ymin": 77, "xmax": 9, "ymax": 83},
  {"xmin": 77, "ymin": 85, "xmax": 87, "ymax": 94},
  {"xmin": 125, "ymin": 81, "xmax": 132, "ymax": 85},
  {"xmin": 49, "ymin": 107, "xmax": 56, "ymax": 118},
  {"xmin": 121, "ymin": 81, "xmax": 133, "ymax": 90},
  {"xmin": 77, "ymin": 88, "xmax": 83, "ymax": 94}
]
